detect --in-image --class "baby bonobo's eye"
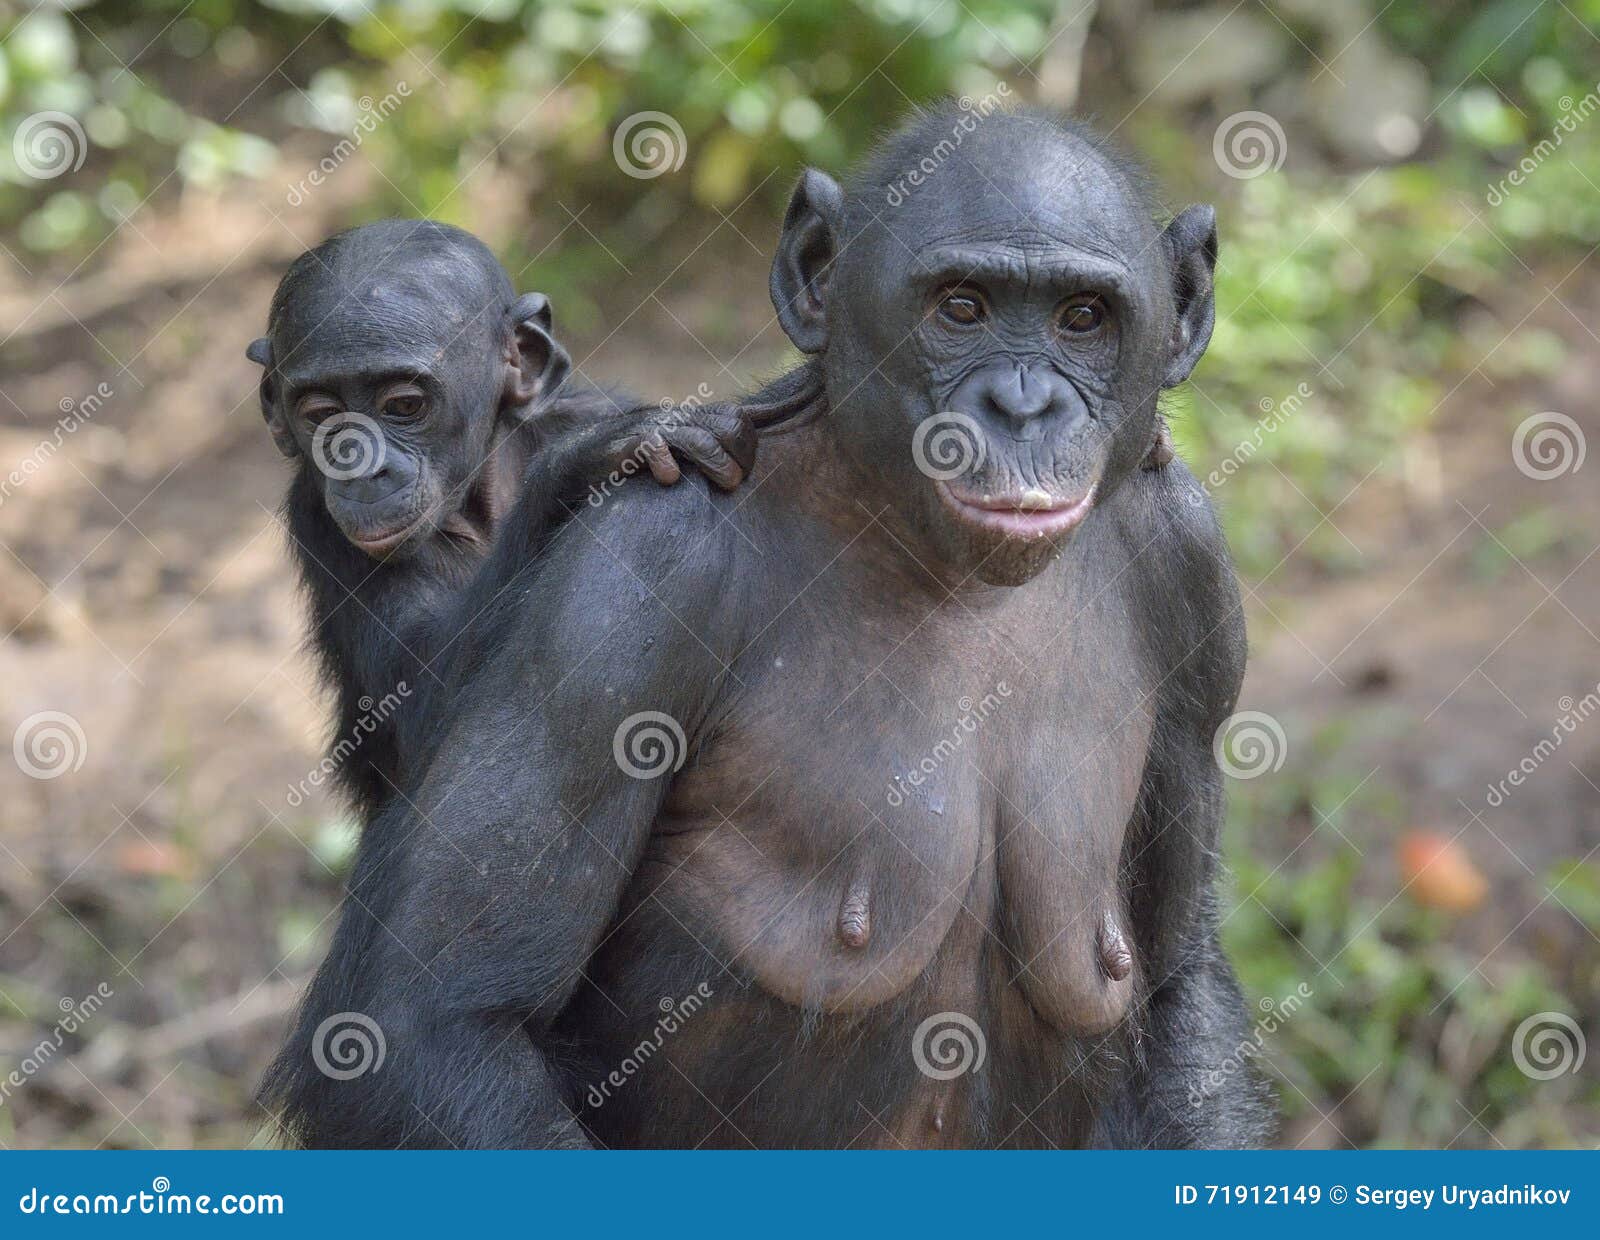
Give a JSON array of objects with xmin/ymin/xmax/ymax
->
[
  {"xmin": 296, "ymin": 393, "xmax": 340, "ymax": 424},
  {"xmin": 1056, "ymin": 293, "xmax": 1107, "ymax": 336},
  {"xmin": 378, "ymin": 382, "xmax": 426, "ymax": 421},
  {"xmin": 932, "ymin": 285, "xmax": 987, "ymax": 328}
]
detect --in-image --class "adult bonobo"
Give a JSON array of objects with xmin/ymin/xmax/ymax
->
[
  {"xmin": 248, "ymin": 220, "xmax": 760, "ymax": 817},
  {"xmin": 264, "ymin": 108, "xmax": 1273, "ymax": 1149}
]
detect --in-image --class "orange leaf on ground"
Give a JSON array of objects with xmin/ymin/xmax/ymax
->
[{"xmin": 1397, "ymin": 830, "xmax": 1488, "ymax": 912}]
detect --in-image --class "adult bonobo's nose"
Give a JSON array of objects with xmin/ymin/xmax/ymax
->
[{"xmin": 961, "ymin": 362, "xmax": 1084, "ymax": 435}]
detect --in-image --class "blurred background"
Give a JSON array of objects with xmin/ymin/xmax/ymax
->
[{"xmin": 0, "ymin": 0, "xmax": 1596, "ymax": 1149}]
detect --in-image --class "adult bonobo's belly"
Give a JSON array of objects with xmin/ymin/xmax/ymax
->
[{"xmin": 566, "ymin": 572, "xmax": 1157, "ymax": 1147}]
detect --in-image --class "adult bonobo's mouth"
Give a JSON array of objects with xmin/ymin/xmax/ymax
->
[
  {"xmin": 346, "ymin": 510, "xmax": 431, "ymax": 558},
  {"xmin": 934, "ymin": 478, "xmax": 1098, "ymax": 540}
]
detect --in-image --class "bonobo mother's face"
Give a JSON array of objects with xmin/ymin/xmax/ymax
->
[{"xmin": 771, "ymin": 113, "xmax": 1217, "ymax": 586}]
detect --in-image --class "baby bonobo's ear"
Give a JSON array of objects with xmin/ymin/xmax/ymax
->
[
  {"xmin": 502, "ymin": 292, "xmax": 573, "ymax": 424},
  {"xmin": 245, "ymin": 336, "xmax": 299, "ymax": 459}
]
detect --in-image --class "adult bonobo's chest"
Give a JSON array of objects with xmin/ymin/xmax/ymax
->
[{"xmin": 575, "ymin": 508, "xmax": 1159, "ymax": 1148}]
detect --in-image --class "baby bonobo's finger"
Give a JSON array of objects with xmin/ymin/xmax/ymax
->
[
  {"xmin": 690, "ymin": 408, "xmax": 758, "ymax": 475},
  {"xmin": 663, "ymin": 424, "xmax": 744, "ymax": 491},
  {"xmin": 639, "ymin": 433, "xmax": 681, "ymax": 486}
]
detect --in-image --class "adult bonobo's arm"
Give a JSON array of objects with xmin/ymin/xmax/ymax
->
[{"xmin": 261, "ymin": 478, "xmax": 745, "ymax": 1148}]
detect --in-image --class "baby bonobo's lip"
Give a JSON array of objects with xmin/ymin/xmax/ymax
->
[
  {"xmin": 350, "ymin": 513, "xmax": 429, "ymax": 557},
  {"xmin": 935, "ymin": 480, "xmax": 1098, "ymax": 539}
]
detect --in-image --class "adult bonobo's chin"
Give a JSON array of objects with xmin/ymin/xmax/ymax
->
[{"xmin": 771, "ymin": 113, "xmax": 1215, "ymax": 587}]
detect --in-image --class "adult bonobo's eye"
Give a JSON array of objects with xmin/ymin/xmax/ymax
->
[
  {"xmin": 296, "ymin": 393, "xmax": 340, "ymax": 424},
  {"xmin": 932, "ymin": 286, "xmax": 987, "ymax": 328},
  {"xmin": 378, "ymin": 382, "xmax": 426, "ymax": 421},
  {"xmin": 1056, "ymin": 294, "xmax": 1107, "ymax": 336}
]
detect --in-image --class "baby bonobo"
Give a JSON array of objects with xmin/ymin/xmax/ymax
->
[{"xmin": 246, "ymin": 219, "xmax": 761, "ymax": 817}]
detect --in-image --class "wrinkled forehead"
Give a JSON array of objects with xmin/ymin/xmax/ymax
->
[
  {"xmin": 271, "ymin": 268, "xmax": 501, "ymax": 381},
  {"xmin": 874, "ymin": 126, "xmax": 1159, "ymax": 277}
]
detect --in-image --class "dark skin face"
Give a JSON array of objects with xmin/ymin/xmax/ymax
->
[
  {"xmin": 249, "ymin": 274, "xmax": 570, "ymax": 559},
  {"xmin": 772, "ymin": 126, "xmax": 1215, "ymax": 586}
]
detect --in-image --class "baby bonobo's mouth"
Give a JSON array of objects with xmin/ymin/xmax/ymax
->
[{"xmin": 935, "ymin": 479, "xmax": 1098, "ymax": 539}]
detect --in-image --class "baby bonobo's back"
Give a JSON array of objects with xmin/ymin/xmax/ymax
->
[{"xmin": 245, "ymin": 218, "xmax": 783, "ymax": 820}]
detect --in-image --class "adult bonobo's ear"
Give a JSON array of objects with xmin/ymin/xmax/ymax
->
[
  {"xmin": 770, "ymin": 168, "xmax": 844, "ymax": 354},
  {"xmin": 502, "ymin": 292, "xmax": 572, "ymax": 423},
  {"xmin": 246, "ymin": 336, "xmax": 299, "ymax": 458},
  {"xmin": 1161, "ymin": 204, "xmax": 1218, "ymax": 388}
]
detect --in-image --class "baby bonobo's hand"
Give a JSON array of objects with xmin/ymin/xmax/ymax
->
[{"xmin": 630, "ymin": 402, "xmax": 758, "ymax": 491}]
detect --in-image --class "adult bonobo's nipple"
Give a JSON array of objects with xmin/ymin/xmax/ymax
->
[
  {"xmin": 1097, "ymin": 911, "xmax": 1134, "ymax": 982},
  {"xmin": 837, "ymin": 878, "xmax": 872, "ymax": 949}
]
